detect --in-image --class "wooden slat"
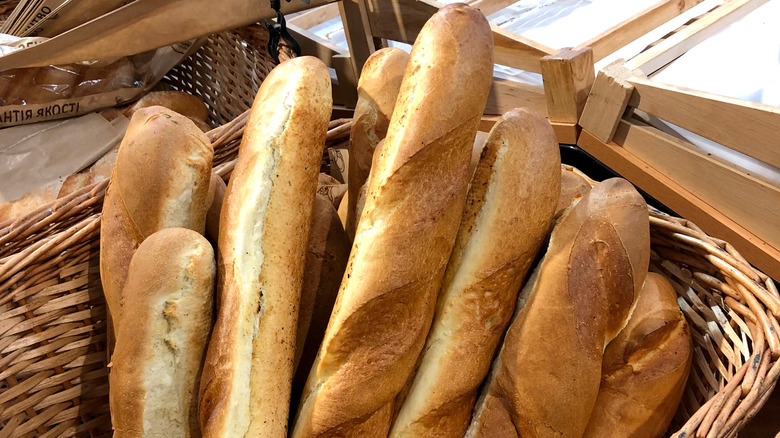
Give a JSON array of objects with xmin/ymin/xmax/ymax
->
[
  {"xmin": 286, "ymin": 24, "xmax": 359, "ymax": 106},
  {"xmin": 339, "ymin": 0, "xmax": 376, "ymax": 84},
  {"xmin": 578, "ymin": 129, "xmax": 780, "ymax": 280},
  {"xmin": 288, "ymin": 3, "xmax": 340, "ymax": 29},
  {"xmin": 364, "ymin": 0, "xmax": 553, "ymax": 73},
  {"xmin": 479, "ymin": 116, "xmax": 579, "ymax": 144},
  {"xmin": 466, "ymin": 0, "xmax": 519, "ymax": 17},
  {"xmin": 540, "ymin": 47, "xmax": 594, "ymax": 124},
  {"xmin": 552, "ymin": 122, "xmax": 580, "ymax": 145},
  {"xmin": 626, "ymin": 0, "xmax": 768, "ymax": 74},
  {"xmin": 627, "ymin": 76, "xmax": 780, "ymax": 168},
  {"xmin": 0, "ymin": 0, "xmax": 337, "ymax": 69},
  {"xmin": 613, "ymin": 117, "xmax": 780, "ymax": 250},
  {"xmin": 579, "ymin": 60, "xmax": 637, "ymax": 143},
  {"xmin": 490, "ymin": 24, "xmax": 555, "ymax": 73},
  {"xmin": 484, "ymin": 78, "xmax": 547, "ymax": 117},
  {"xmin": 575, "ymin": 0, "xmax": 704, "ymax": 61}
]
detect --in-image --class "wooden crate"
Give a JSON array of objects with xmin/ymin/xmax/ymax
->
[
  {"xmin": 577, "ymin": 0, "xmax": 780, "ymax": 279},
  {"xmin": 290, "ymin": 0, "xmax": 708, "ymax": 143}
]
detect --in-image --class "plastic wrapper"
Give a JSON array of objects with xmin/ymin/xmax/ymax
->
[{"xmin": 0, "ymin": 33, "xmax": 199, "ymax": 127}]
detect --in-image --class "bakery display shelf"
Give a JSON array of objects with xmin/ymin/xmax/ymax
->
[
  {"xmin": 577, "ymin": 0, "xmax": 779, "ymax": 281},
  {"xmin": 287, "ymin": 0, "xmax": 713, "ymax": 144}
]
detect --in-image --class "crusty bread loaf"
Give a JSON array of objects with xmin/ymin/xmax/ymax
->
[
  {"xmin": 466, "ymin": 178, "xmax": 651, "ymax": 438},
  {"xmin": 390, "ymin": 108, "xmax": 561, "ymax": 438},
  {"xmin": 72, "ymin": 58, "xmax": 136, "ymax": 98},
  {"xmin": 100, "ymin": 106, "xmax": 212, "ymax": 329},
  {"xmin": 583, "ymin": 272, "xmax": 692, "ymax": 438},
  {"xmin": 4, "ymin": 68, "xmax": 38, "ymax": 105},
  {"xmin": 291, "ymin": 194, "xmax": 350, "ymax": 414},
  {"xmin": 345, "ymin": 48, "xmax": 408, "ymax": 239},
  {"xmin": 292, "ymin": 5, "xmax": 494, "ymax": 437},
  {"xmin": 198, "ymin": 56, "xmax": 332, "ymax": 438},
  {"xmin": 204, "ymin": 173, "xmax": 226, "ymax": 243},
  {"xmin": 109, "ymin": 228, "xmax": 215, "ymax": 438},
  {"xmin": 554, "ymin": 166, "xmax": 592, "ymax": 221},
  {"xmin": 294, "ymin": 194, "xmax": 351, "ymax": 373},
  {"xmin": 128, "ymin": 91, "xmax": 210, "ymax": 122},
  {"xmin": 31, "ymin": 64, "xmax": 81, "ymax": 102}
]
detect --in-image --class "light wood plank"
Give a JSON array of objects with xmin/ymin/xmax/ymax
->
[
  {"xmin": 552, "ymin": 122, "xmax": 580, "ymax": 145},
  {"xmin": 540, "ymin": 47, "xmax": 594, "ymax": 124},
  {"xmin": 467, "ymin": 0, "xmax": 519, "ymax": 17},
  {"xmin": 484, "ymin": 78, "xmax": 547, "ymax": 117},
  {"xmin": 577, "ymin": 129, "xmax": 780, "ymax": 280},
  {"xmin": 288, "ymin": 3, "xmax": 340, "ymax": 29},
  {"xmin": 0, "ymin": 0, "xmax": 337, "ymax": 69},
  {"xmin": 579, "ymin": 60, "xmax": 636, "ymax": 142},
  {"xmin": 339, "ymin": 0, "xmax": 377, "ymax": 84},
  {"xmin": 479, "ymin": 116, "xmax": 579, "ymax": 144},
  {"xmin": 613, "ymin": 117, "xmax": 780, "ymax": 251},
  {"xmin": 492, "ymin": 25, "xmax": 555, "ymax": 73},
  {"xmin": 286, "ymin": 24, "xmax": 359, "ymax": 107},
  {"xmin": 575, "ymin": 0, "xmax": 704, "ymax": 61},
  {"xmin": 626, "ymin": 0, "xmax": 768, "ymax": 74},
  {"xmin": 364, "ymin": 0, "xmax": 553, "ymax": 73},
  {"xmin": 627, "ymin": 76, "xmax": 780, "ymax": 168}
]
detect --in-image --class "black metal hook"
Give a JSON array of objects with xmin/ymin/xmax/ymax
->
[{"xmin": 266, "ymin": 0, "xmax": 302, "ymax": 63}]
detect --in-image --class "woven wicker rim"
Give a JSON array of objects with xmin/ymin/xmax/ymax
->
[{"xmin": 0, "ymin": 120, "xmax": 776, "ymax": 437}]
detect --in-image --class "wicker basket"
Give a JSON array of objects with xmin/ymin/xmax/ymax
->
[{"xmin": 1, "ymin": 14, "xmax": 779, "ymax": 438}]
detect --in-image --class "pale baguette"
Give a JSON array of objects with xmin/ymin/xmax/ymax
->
[
  {"xmin": 100, "ymin": 106, "xmax": 212, "ymax": 329},
  {"xmin": 198, "ymin": 56, "xmax": 332, "ymax": 437},
  {"xmin": 110, "ymin": 228, "xmax": 215, "ymax": 438}
]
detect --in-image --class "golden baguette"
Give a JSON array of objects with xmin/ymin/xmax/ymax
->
[
  {"xmin": 345, "ymin": 48, "xmax": 408, "ymax": 240},
  {"xmin": 466, "ymin": 178, "xmax": 651, "ymax": 438},
  {"xmin": 292, "ymin": 4, "xmax": 494, "ymax": 437},
  {"xmin": 583, "ymin": 272, "xmax": 692, "ymax": 438},
  {"xmin": 390, "ymin": 108, "xmax": 561, "ymax": 438}
]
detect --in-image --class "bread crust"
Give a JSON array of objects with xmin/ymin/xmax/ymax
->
[
  {"xmin": 345, "ymin": 48, "xmax": 408, "ymax": 239},
  {"xmin": 466, "ymin": 178, "xmax": 651, "ymax": 438},
  {"xmin": 292, "ymin": 5, "xmax": 494, "ymax": 437},
  {"xmin": 109, "ymin": 228, "xmax": 216, "ymax": 438},
  {"xmin": 197, "ymin": 56, "xmax": 332, "ymax": 438},
  {"xmin": 100, "ymin": 106, "xmax": 212, "ymax": 328},
  {"xmin": 554, "ymin": 166, "xmax": 591, "ymax": 221},
  {"xmin": 390, "ymin": 108, "xmax": 561, "ymax": 438},
  {"xmin": 583, "ymin": 272, "xmax": 692, "ymax": 438}
]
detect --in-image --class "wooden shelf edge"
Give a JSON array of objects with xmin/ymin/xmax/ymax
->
[{"xmin": 577, "ymin": 129, "xmax": 780, "ymax": 280}]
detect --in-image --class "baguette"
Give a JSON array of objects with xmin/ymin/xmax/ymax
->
[
  {"xmin": 291, "ymin": 194, "xmax": 351, "ymax": 413},
  {"xmin": 198, "ymin": 56, "xmax": 332, "ymax": 438},
  {"xmin": 100, "ymin": 106, "xmax": 212, "ymax": 329},
  {"xmin": 554, "ymin": 166, "xmax": 591, "ymax": 221},
  {"xmin": 109, "ymin": 228, "xmax": 216, "ymax": 438},
  {"xmin": 390, "ymin": 108, "xmax": 561, "ymax": 438},
  {"xmin": 204, "ymin": 173, "xmax": 226, "ymax": 243},
  {"xmin": 292, "ymin": 5, "xmax": 494, "ymax": 437},
  {"xmin": 128, "ymin": 91, "xmax": 210, "ymax": 122},
  {"xmin": 466, "ymin": 178, "xmax": 651, "ymax": 438},
  {"xmin": 345, "ymin": 48, "xmax": 408, "ymax": 239},
  {"xmin": 583, "ymin": 272, "xmax": 692, "ymax": 438}
]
